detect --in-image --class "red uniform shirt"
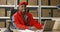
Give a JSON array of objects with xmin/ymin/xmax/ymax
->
[{"xmin": 13, "ymin": 10, "xmax": 42, "ymax": 29}]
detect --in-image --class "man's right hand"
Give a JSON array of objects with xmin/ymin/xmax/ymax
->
[{"xmin": 28, "ymin": 26, "xmax": 38, "ymax": 31}]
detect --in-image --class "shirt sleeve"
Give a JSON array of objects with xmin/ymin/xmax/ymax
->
[{"xmin": 28, "ymin": 14, "xmax": 43, "ymax": 29}]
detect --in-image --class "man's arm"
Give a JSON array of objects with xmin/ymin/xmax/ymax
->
[{"xmin": 28, "ymin": 14, "xmax": 42, "ymax": 29}]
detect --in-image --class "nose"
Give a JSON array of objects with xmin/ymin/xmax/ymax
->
[{"xmin": 23, "ymin": 7, "xmax": 26, "ymax": 10}]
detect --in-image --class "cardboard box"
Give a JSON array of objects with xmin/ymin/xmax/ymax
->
[
  {"xmin": 29, "ymin": 10, "xmax": 38, "ymax": 17},
  {"xmin": 0, "ymin": 22, "xmax": 5, "ymax": 28},
  {"xmin": 6, "ymin": 10, "xmax": 11, "ymax": 27},
  {"xmin": 6, "ymin": 20, "xmax": 9, "ymax": 28},
  {"xmin": 7, "ymin": 11, "xmax": 11, "ymax": 17},
  {"xmin": 0, "ymin": 8, "xmax": 5, "ymax": 28},
  {"xmin": 53, "ymin": 9, "xmax": 60, "ymax": 17},
  {"xmin": 7, "ymin": 0, "xmax": 27, "ymax": 5},
  {"xmin": 41, "ymin": 0, "xmax": 48, "ymax": 5},
  {"xmin": 44, "ymin": 20, "xmax": 55, "ymax": 31},
  {"xmin": 28, "ymin": 0, "xmax": 37, "ymax": 5},
  {"xmin": 20, "ymin": 0, "xmax": 27, "ymax": 2},
  {"xmin": 0, "ymin": 0, "xmax": 6, "ymax": 5},
  {"xmin": 7, "ymin": 0, "xmax": 14, "ymax": 5},
  {"xmin": 42, "ymin": 9, "xmax": 51, "ymax": 17},
  {"xmin": 51, "ymin": 0, "xmax": 60, "ymax": 6},
  {"xmin": 0, "ymin": 8, "xmax": 5, "ymax": 17},
  {"xmin": 41, "ymin": 21, "xmax": 45, "ymax": 25}
]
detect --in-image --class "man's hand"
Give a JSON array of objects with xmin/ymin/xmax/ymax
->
[{"xmin": 28, "ymin": 26, "xmax": 38, "ymax": 31}]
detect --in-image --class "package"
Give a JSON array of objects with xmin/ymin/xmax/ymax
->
[
  {"xmin": 0, "ymin": 0, "xmax": 6, "ymax": 5},
  {"xmin": 7, "ymin": 0, "xmax": 14, "ymax": 5},
  {"xmin": 0, "ymin": 8, "xmax": 5, "ymax": 17},
  {"xmin": 28, "ymin": 0, "xmax": 37, "ymax": 5},
  {"xmin": 44, "ymin": 20, "xmax": 55, "ymax": 31},
  {"xmin": 0, "ymin": 22, "xmax": 5, "ymax": 28},
  {"xmin": 51, "ymin": 0, "xmax": 60, "ymax": 6},
  {"xmin": 42, "ymin": 9, "xmax": 51, "ymax": 17},
  {"xmin": 41, "ymin": 0, "xmax": 48, "ymax": 5},
  {"xmin": 20, "ymin": 0, "xmax": 27, "ymax": 2},
  {"xmin": 7, "ymin": 11, "xmax": 11, "ymax": 17},
  {"xmin": 53, "ymin": 9, "xmax": 60, "ymax": 17},
  {"xmin": 29, "ymin": 10, "xmax": 38, "ymax": 17}
]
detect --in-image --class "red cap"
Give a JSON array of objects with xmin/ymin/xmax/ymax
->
[{"xmin": 18, "ymin": 2, "xmax": 28, "ymax": 6}]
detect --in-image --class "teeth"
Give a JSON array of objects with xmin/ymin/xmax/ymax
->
[
  {"xmin": 23, "ymin": 10, "xmax": 25, "ymax": 11},
  {"xmin": 22, "ymin": 10, "xmax": 25, "ymax": 12}
]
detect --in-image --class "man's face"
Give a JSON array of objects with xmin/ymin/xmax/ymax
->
[{"xmin": 19, "ymin": 4, "xmax": 26, "ymax": 13}]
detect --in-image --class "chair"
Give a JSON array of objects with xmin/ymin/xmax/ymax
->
[{"xmin": 4, "ymin": 9, "xmax": 18, "ymax": 32}]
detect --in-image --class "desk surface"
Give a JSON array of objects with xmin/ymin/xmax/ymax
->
[
  {"xmin": 12, "ymin": 29, "xmax": 43, "ymax": 32},
  {"xmin": 0, "ymin": 28, "xmax": 43, "ymax": 32},
  {"xmin": 0, "ymin": 28, "xmax": 7, "ymax": 32}
]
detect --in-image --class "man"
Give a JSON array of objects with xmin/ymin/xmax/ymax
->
[{"xmin": 13, "ymin": 2, "xmax": 42, "ymax": 30}]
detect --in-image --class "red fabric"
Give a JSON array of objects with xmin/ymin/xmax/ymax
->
[
  {"xmin": 13, "ymin": 10, "xmax": 42, "ymax": 29},
  {"xmin": 18, "ymin": 2, "xmax": 28, "ymax": 6}
]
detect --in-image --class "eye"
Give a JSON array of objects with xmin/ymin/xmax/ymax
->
[
  {"xmin": 20, "ymin": 5, "xmax": 23, "ymax": 7},
  {"xmin": 22, "ymin": 6, "xmax": 23, "ymax": 7}
]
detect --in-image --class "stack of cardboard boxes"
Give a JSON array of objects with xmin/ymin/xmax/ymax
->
[
  {"xmin": 50, "ymin": 0, "xmax": 60, "ymax": 30},
  {"xmin": 0, "ymin": 0, "xmax": 6, "ymax": 28},
  {"xmin": 28, "ymin": 0, "xmax": 38, "ymax": 17}
]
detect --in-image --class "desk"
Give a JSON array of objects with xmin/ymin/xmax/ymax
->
[
  {"xmin": 12, "ymin": 29, "xmax": 43, "ymax": 32},
  {"xmin": 52, "ymin": 18, "xmax": 60, "ymax": 30},
  {"xmin": 0, "ymin": 28, "xmax": 7, "ymax": 32},
  {"xmin": 0, "ymin": 28, "xmax": 43, "ymax": 32}
]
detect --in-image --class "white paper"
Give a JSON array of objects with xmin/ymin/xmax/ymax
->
[{"xmin": 17, "ymin": 29, "xmax": 34, "ymax": 32}]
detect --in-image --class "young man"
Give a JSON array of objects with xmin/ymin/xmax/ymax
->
[{"xmin": 13, "ymin": 2, "xmax": 42, "ymax": 30}]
